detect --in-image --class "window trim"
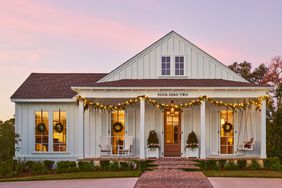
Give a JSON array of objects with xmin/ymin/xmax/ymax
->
[
  {"xmin": 174, "ymin": 56, "xmax": 185, "ymax": 76},
  {"xmin": 33, "ymin": 108, "xmax": 68, "ymax": 153},
  {"xmin": 161, "ymin": 56, "xmax": 171, "ymax": 76}
]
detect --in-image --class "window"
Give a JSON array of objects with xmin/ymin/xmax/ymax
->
[
  {"xmin": 111, "ymin": 110, "xmax": 125, "ymax": 154},
  {"xmin": 161, "ymin": 56, "xmax": 171, "ymax": 75},
  {"xmin": 35, "ymin": 111, "xmax": 49, "ymax": 152},
  {"xmin": 220, "ymin": 110, "xmax": 234, "ymax": 154},
  {"xmin": 175, "ymin": 56, "xmax": 184, "ymax": 75},
  {"xmin": 53, "ymin": 111, "xmax": 67, "ymax": 152}
]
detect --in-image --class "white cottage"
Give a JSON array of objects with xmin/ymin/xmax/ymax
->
[{"xmin": 11, "ymin": 31, "xmax": 271, "ymax": 160}]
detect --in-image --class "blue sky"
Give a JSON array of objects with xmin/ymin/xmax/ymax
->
[{"xmin": 0, "ymin": 0, "xmax": 281, "ymax": 120}]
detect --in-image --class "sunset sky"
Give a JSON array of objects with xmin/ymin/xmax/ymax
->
[{"xmin": 1, "ymin": 0, "xmax": 282, "ymax": 121}]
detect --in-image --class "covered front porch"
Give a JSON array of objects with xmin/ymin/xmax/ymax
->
[{"xmin": 73, "ymin": 87, "xmax": 268, "ymax": 160}]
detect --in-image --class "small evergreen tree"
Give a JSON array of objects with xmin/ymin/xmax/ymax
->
[
  {"xmin": 147, "ymin": 130, "xmax": 159, "ymax": 148},
  {"xmin": 186, "ymin": 131, "xmax": 198, "ymax": 149}
]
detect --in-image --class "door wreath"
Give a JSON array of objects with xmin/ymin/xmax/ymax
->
[
  {"xmin": 223, "ymin": 122, "xmax": 233, "ymax": 133},
  {"xmin": 113, "ymin": 122, "xmax": 123, "ymax": 133}
]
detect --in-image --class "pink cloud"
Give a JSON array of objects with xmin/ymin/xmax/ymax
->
[{"xmin": 0, "ymin": 0, "xmax": 159, "ymax": 52}]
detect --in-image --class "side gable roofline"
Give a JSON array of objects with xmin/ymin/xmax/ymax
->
[{"xmin": 97, "ymin": 31, "xmax": 248, "ymax": 83}]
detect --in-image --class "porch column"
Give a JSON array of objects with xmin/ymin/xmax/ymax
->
[
  {"xmin": 78, "ymin": 100, "xmax": 84, "ymax": 159},
  {"xmin": 140, "ymin": 98, "xmax": 145, "ymax": 159},
  {"xmin": 260, "ymin": 100, "xmax": 267, "ymax": 158},
  {"xmin": 200, "ymin": 100, "xmax": 206, "ymax": 159}
]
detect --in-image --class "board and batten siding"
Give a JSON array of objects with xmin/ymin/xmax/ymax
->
[
  {"xmin": 98, "ymin": 32, "xmax": 247, "ymax": 83},
  {"xmin": 15, "ymin": 103, "xmax": 78, "ymax": 160}
]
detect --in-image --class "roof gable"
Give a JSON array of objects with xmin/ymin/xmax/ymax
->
[{"xmin": 98, "ymin": 31, "xmax": 248, "ymax": 83}]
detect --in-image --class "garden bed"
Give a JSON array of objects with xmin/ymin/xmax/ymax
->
[{"xmin": 204, "ymin": 170, "xmax": 282, "ymax": 178}]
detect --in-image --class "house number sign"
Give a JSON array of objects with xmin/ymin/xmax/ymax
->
[{"xmin": 157, "ymin": 92, "xmax": 189, "ymax": 97}]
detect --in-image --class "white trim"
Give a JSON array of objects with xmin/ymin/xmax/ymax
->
[
  {"xmin": 11, "ymin": 99, "xmax": 76, "ymax": 103},
  {"xmin": 72, "ymin": 86, "xmax": 272, "ymax": 91}
]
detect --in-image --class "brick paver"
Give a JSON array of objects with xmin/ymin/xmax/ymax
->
[{"xmin": 134, "ymin": 158, "xmax": 213, "ymax": 188}]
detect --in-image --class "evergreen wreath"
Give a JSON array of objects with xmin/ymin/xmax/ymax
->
[
  {"xmin": 54, "ymin": 122, "xmax": 64, "ymax": 133},
  {"xmin": 36, "ymin": 123, "xmax": 46, "ymax": 133},
  {"xmin": 223, "ymin": 122, "xmax": 233, "ymax": 133},
  {"xmin": 113, "ymin": 122, "xmax": 123, "ymax": 133}
]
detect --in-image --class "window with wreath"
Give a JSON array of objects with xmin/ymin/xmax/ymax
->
[
  {"xmin": 35, "ymin": 110, "xmax": 49, "ymax": 152},
  {"xmin": 111, "ymin": 110, "xmax": 125, "ymax": 154},
  {"xmin": 53, "ymin": 110, "xmax": 67, "ymax": 152}
]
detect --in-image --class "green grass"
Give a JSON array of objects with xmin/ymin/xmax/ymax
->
[
  {"xmin": 204, "ymin": 170, "xmax": 282, "ymax": 178},
  {"xmin": 0, "ymin": 171, "xmax": 142, "ymax": 182}
]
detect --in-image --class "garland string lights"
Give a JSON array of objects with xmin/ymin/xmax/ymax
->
[{"xmin": 76, "ymin": 95, "xmax": 269, "ymax": 112}]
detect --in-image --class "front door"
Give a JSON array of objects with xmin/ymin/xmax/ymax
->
[{"xmin": 164, "ymin": 110, "xmax": 181, "ymax": 157}]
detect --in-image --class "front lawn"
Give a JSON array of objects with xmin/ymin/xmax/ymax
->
[
  {"xmin": 0, "ymin": 171, "xmax": 142, "ymax": 182},
  {"xmin": 204, "ymin": 170, "xmax": 282, "ymax": 178}
]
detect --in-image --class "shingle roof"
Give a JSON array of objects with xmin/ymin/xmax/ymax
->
[
  {"xmin": 91, "ymin": 79, "xmax": 269, "ymax": 88},
  {"xmin": 11, "ymin": 73, "xmax": 270, "ymax": 100},
  {"xmin": 11, "ymin": 73, "xmax": 107, "ymax": 99}
]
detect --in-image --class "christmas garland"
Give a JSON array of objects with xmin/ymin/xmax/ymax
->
[
  {"xmin": 223, "ymin": 122, "xmax": 233, "ymax": 133},
  {"xmin": 113, "ymin": 122, "xmax": 123, "ymax": 133},
  {"xmin": 54, "ymin": 122, "xmax": 64, "ymax": 133},
  {"xmin": 36, "ymin": 123, "xmax": 46, "ymax": 133}
]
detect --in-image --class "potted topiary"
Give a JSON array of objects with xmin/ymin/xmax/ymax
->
[
  {"xmin": 185, "ymin": 131, "xmax": 199, "ymax": 158},
  {"xmin": 146, "ymin": 130, "xmax": 160, "ymax": 158}
]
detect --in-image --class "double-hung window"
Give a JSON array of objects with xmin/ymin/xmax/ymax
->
[
  {"xmin": 161, "ymin": 56, "xmax": 171, "ymax": 75},
  {"xmin": 175, "ymin": 56, "xmax": 184, "ymax": 75}
]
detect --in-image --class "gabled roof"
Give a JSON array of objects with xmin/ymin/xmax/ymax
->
[
  {"xmin": 85, "ymin": 79, "xmax": 269, "ymax": 88},
  {"xmin": 97, "ymin": 31, "xmax": 248, "ymax": 83},
  {"xmin": 11, "ymin": 73, "xmax": 107, "ymax": 99}
]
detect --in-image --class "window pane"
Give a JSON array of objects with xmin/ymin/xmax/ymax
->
[
  {"xmin": 175, "ymin": 56, "xmax": 179, "ymax": 62},
  {"xmin": 175, "ymin": 63, "xmax": 179, "ymax": 69},
  {"xmin": 166, "ymin": 56, "xmax": 170, "ymax": 62},
  {"xmin": 35, "ymin": 111, "xmax": 49, "ymax": 152},
  {"xmin": 53, "ymin": 111, "xmax": 67, "ymax": 152},
  {"xmin": 180, "ymin": 56, "xmax": 184, "ymax": 62},
  {"xmin": 180, "ymin": 70, "xmax": 184, "ymax": 75},
  {"xmin": 162, "ymin": 56, "xmax": 165, "ymax": 62},
  {"xmin": 180, "ymin": 63, "xmax": 184, "ymax": 69}
]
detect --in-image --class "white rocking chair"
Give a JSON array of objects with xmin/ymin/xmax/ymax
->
[
  {"xmin": 99, "ymin": 136, "xmax": 112, "ymax": 157},
  {"xmin": 118, "ymin": 136, "xmax": 133, "ymax": 157},
  {"xmin": 238, "ymin": 137, "xmax": 255, "ymax": 151}
]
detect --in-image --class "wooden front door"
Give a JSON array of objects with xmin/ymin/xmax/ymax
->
[{"xmin": 164, "ymin": 110, "xmax": 181, "ymax": 157}]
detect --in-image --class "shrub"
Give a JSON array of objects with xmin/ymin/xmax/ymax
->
[
  {"xmin": 248, "ymin": 159, "xmax": 261, "ymax": 170},
  {"xmin": 78, "ymin": 161, "xmax": 95, "ymax": 171},
  {"xmin": 147, "ymin": 130, "xmax": 160, "ymax": 148},
  {"xmin": 225, "ymin": 160, "xmax": 238, "ymax": 170},
  {"xmin": 43, "ymin": 160, "xmax": 54, "ymax": 170},
  {"xmin": 217, "ymin": 160, "xmax": 226, "ymax": 170},
  {"xmin": 14, "ymin": 160, "xmax": 26, "ymax": 175},
  {"xmin": 264, "ymin": 157, "xmax": 281, "ymax": 170},
  {"xmin": 206, "ymin": 160, "xmax": 218, "ymax": 170},
  {"xmin": 24, "ymin": 160, "xmax": 34, "ymax": 171},
  {"xmin": 237, "ymin": 160, "xmax": 247, "ymax": 169},
  {"xmin": 197, "ymin": 160, "xmax": 208, "ymax": 170},
  {"xmin": 120, "ymin": 162, "xmax": 129, "ymax": 170},
  {"xmin": 110, "ymin": 161, "xmax": 119, "ymax": 171},
  {"xmin": 56, "ymin": 161, "xmax": 77, "ymax": 173},
  {"xmin": 100, "ymin": 160, "xmax": 110, "ymax": 170},
  {"xmin": 0, "ymin": 161, "xmax": 9, "ymax": 177},
  {"xmin": 32, "ymin": 161, "xmax": 48, "ymax": 175},
  {"xmin": 186, "ymin": 131, "xmax": 198, "ymax": 149}
]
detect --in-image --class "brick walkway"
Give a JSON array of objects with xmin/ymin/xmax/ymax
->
[{"xmin": 134, "ymin": 158, "xmax": 213, "ymax": 188}]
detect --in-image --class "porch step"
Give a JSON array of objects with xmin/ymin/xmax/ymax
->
[{"xmin": 152, "ymin": 157, "xmax": 200, "ymax": 171}]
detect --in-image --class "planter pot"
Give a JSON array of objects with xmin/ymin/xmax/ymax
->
[
  {"xmin": 146, "ymin": 147, "xmax": 159, "ymax": 158},
  {"xmin": 186, "ymin": 148, "xmax": 199, "ymax": 158}
]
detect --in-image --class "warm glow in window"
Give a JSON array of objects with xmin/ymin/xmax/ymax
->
[
  {"xmin": 35, "ymin": 111, "xmax": 49, "ymax": 152},
  {"xmin": 111, "ymin": 110, "xmax": 125, "ymax": 154},
  {"xmin": 53, "ymin": 111, "xmax": 66, "ymax": 152},
  {"xmin": 220, "ymin": 110, "xmax": 234, "ymax": 154}
]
